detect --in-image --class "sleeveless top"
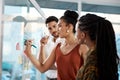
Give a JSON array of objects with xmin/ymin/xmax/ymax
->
[{"xmin": 55, "ymin": 43, "xmax": 83, "ymax": 80}]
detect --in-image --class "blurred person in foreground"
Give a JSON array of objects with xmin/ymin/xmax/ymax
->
[{"xmin": 76, "ymin": 13, "xmax": 119, "ymax": 80}]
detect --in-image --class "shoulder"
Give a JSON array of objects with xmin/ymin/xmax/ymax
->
[
  {"xmin": 80, "ymin": 44, "xmax": 89, "ymax": 51},
  {"xmin": 84, "ymin": 53, "xmax": 98, "ymax": 79},
  {"xmin": 79, "ymin": 44, "xmax": 89, "ymax": 56},
  {"xmin": 84, "ymin": 65, "xmax": 98, "ymax": 80},
  {"xmin": 86, "ymin": 50, "xmax": 97, "ymax": 64}
]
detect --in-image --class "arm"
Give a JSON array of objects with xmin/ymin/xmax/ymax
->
[
  {"xmin": 39, "ymin": 37, "xmax": 57, "ymax": 70},
  {"xmin": 77, "ymin": 65, "xmax": 98, "ymax": 80},
  {"xmin": 24, "ymin": 40, "xmax": 56, "ymax": 73},
  {"xmin": 39, "ymin": 44, "xmax": 46, "ymax": 64},
  {"xmin": 83, "ymin": 66, "xmax": 98, "ymax": 80},
  {"xmin": 39, "ymin": 44, "xmax": 57, "ymax": 70},
  {"xmin": 39, "ymin": 36, "xmax": 49, "ymax": 64}
]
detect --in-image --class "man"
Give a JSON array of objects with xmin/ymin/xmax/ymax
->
[{"xmin": 39, "ymin": 16, "xmax": 59, "ymax": 80}]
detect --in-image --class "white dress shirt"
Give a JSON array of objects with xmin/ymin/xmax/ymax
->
[{"xmin": 44, "ymin": 36, "xmax": 64, "ymax": 78}]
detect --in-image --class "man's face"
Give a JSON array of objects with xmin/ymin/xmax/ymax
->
[{"xmin": 47, "ymin": 21, "xmax": 59, "ymax": 38}]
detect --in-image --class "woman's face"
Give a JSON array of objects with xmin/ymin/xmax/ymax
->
[
  {"xmin": 58, "ymin": 19, "xmax": 69, "ymax": 38},
  {"xmin": 76, "ymin": 27, "xmax": 86, "ymax": 44},
  {"xmin": 76, "ymin": 27, "xmax": 82, "ymax": 40}
]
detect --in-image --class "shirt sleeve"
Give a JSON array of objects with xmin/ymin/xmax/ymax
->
[{"xmin": 82, "ymin": 66, "xmax": 98, "ymax": 80}]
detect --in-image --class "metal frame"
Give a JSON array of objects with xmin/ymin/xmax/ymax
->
[
  {"xmin": 0, "ymin": 0, "xmax": 4, "ymax": 79},
  {"xmin": 29, "ymin": 0, "xmax": 46, "ymax": 20},
  {"xmin": 4, "ymin": 0, "xmax": 120, "ymax": 14}
]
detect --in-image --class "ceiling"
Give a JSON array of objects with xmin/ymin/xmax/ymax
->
[{"xmin": 4, "ymin": 0, "xmax": 120, "ymax": 14}]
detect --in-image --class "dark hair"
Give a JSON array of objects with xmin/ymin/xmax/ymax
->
[
  {"xmin": 78, "ymin": 13, "xmax": 119, "ymax": 80},
  {"xmin": 45, "ymin": 16, "xmax": 58, "ymax": 24},
  {"xmin": 60, "ymin": 10, "xmax": 78, "ymax": 33}
]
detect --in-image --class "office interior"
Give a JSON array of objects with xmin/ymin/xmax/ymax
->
[{"xmin": 0, "ymin": 0, "xmax": 120, "ymax": 80}]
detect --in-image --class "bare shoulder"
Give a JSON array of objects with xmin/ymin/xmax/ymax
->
[
  {"xmin": 80, "ymin": 44, "xmax": 89, "ymax": 50},
  {"xmin": 79, "ymin": 44, "xmax": 89, "ymax": 56}
]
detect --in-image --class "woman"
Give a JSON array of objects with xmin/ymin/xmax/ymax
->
[
  {"xmin": 24, "ymin": 10, "xmax": 88, "ymax": 80},
  {"xmin": 76, "ymin": 13, "xmax": 119, "ymax": 80}
]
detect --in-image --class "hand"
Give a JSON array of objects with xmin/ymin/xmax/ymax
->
[
  {"xmin": 40, "ymin": 36, "xmax": 49, "ymax": 46},
  {"xmin": 24, "ymin": 40, "xmax": 33, "ymax": 57}
]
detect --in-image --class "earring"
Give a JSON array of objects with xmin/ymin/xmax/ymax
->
[
  {"xmin": 67, "ymin": 30, "xmax": 69, "ymax": 33},
  {"xmin": 84, "ymin": 39, "xmax": 86, "ymax": 43},
  {"xmin": 78, "ymin": 39, "xmax": 81, "ymax": 44}
]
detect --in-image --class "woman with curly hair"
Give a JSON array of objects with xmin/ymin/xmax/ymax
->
[{"xmin": 76, "ymin": 13, "xmax": 119, "ymax": 80}]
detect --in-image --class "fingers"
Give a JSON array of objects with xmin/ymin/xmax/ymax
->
[
  {"xmin": 40, "ymin": 36, "xmax": 49, "ymax": 45},
  {"xmin": 24, "ymin": 40, "xmax": 32, "ymax": 56},
  {"xmin": 46, "ymin": 36, "xmax": 49, "ymax": 39},
  {"xmin": 25, "ymin": 40, "xmax": 33, "ymax": 46}
]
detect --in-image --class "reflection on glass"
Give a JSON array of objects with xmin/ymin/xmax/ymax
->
[{"xmin": 2, "ymin": 4, "xmax": 40, "ymax": 80}]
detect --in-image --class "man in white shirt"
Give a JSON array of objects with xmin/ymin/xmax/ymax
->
[{"xmin": 39, "ymin": 16, "xmax": 59, "ymax": 80}]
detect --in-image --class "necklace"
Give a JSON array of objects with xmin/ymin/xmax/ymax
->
[{"xmin": 60, "ymin": 39, "xmax": 78, "ymax": 55}]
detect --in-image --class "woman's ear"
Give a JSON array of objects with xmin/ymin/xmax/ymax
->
[
  {"xmin": 68, "ymin": 24, "xmax": 73, "ymax": 32},
  {"xmin": 80, "ymin": 32, "xmax": 86, "ymax": 44},
  {"xmin": 81, "ymin": 32, "xmax": 86, "ymax": 39}
]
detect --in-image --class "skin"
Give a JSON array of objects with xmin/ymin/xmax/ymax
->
[
  {"xmin": 76, "ymin": 27, "xmax": 95, "ymax": 62},
  {"xmin": 41, "ymin": 21, "xmax": 58, "ymax": 45}
]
